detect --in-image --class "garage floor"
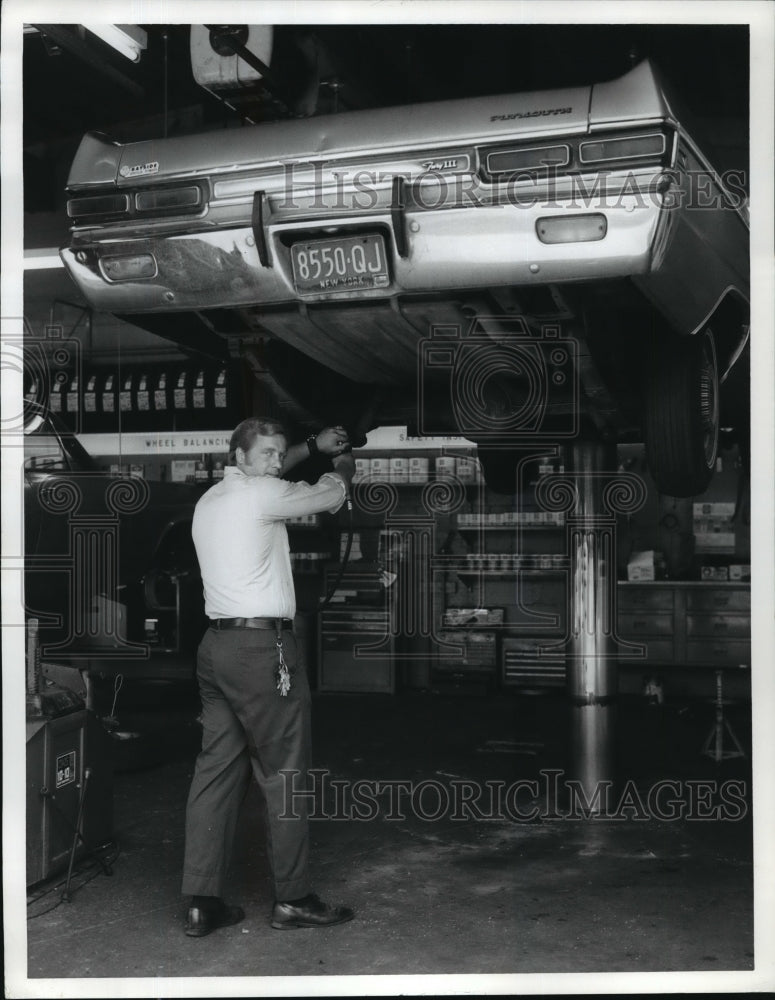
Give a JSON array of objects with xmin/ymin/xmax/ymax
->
[{"xmin": 24, "ymin": 683, "xmax": 756, "ymax": 989}]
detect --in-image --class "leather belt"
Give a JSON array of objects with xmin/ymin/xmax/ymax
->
[{"xmin": 211, "ymin": 617, "xmax": 293, "ymax": 631}]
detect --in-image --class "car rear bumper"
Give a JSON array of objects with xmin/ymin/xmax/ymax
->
[{"xmin": 61, "ymin": 194, "xmax": 664, "ymax": 313}]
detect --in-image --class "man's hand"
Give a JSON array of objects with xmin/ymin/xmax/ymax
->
[
  {"xmin": 281, "ymin": 426, "xmax": 354, "ymax": 476},
  {"xmin": 314, "ymin": 426, "xmax": 351, "ymax": 456},
  {"xmin": 331, "ymin": 451, "xmax": 355, "ymax": 489}
]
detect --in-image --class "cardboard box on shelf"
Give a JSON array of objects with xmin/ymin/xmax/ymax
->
[
  {"xmin": 700, "ymin": 565, "xmax": 729, "ymax": 581},
  {"xmin": 369, "ymin": 457, "xmax": 389, "ymax": 481},
  {"xmin": 455, "ymin": 456, "xmax": 478, "ymax": 482},
  {"xmin": 626, "ymin": 550, "xmax": 665, "ymax": 582},
  {"xmin": 408, "ymin": 457, "xmax": 429, "ymax": 483},
  {"xmin": 435, "ymin": 456, "xmax": 457, "ymax": 479},
  {"xmin": 695, "ymin": 532, "xmax": 736, "ymax": 551},
  {"xmin": 693, "ymin": 502, "xmax": 737, "ymax": 519},
  {"xmin": 171, "ymin": 459, "xmax": 197, "ymax": 483},
  {"xmin": 389, "ymin": 457, "xmax": 408, "ymax": 483},
  {"xmin": 692, "ymin": 501, "xmax": 737, "ymax": 553}
]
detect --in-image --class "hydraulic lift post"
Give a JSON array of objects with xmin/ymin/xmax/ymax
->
[{"xmin": 564, "ymin": 439, "xmax": 620, "ymax": 814}]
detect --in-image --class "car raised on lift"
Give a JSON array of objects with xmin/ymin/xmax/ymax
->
[{"xmin": 60, "ymin": 58, "xmax": 749, "ymax": 497}]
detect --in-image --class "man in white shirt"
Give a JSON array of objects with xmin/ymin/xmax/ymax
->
[{"xmin": 182, "ymin": 417, "xmax": 355, "ymax": 937}]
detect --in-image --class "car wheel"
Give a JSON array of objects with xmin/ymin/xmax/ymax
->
[{"xmin": 643, "ymin": 327, "xmax": 719, "ymax": 497}]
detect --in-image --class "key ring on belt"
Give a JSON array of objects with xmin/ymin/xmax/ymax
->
[{"xmin": 275, "ymin": 626, "xmax": 291, "ymax": 697}]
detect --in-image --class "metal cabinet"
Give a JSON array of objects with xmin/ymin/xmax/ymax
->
[
  {"xmin": 317, "ymin": 568, "xmax": 395, "ymax": 693},
  {"xmin": 617, "ymin": 583, "xmax": 751, "ymax": 669}
]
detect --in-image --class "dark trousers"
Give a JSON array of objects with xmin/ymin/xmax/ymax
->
[{"xmin": 181, "ymin": 626, "xmax": 312, "ymax": 901}]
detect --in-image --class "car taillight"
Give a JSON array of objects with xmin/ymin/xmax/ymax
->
[
  {"xmin": 134, "ymin": 186, "xmax": 202, "ymax": 212},
  {"xmin": 486, "ymin": 144, "xmax": 571, "ymax": 176},
  {"xmin": 578, "ymin": 133, "xmax": 666, "ymax": 164},
  {"xmin": 67, "ymin": 183, "xmax": 204, "ymax": 223},
  {"xmin": 67, "ymin": 193, "xmax": 131, "ymax": 218},
  {"xmin": 481, "ymin": 129, "xmax": 670, "ymax": 183}
]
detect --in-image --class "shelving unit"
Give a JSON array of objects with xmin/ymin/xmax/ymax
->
[
  {"xmin": 438, "ymin": 505, "xmax": 568, "ymax": 691},
  {"xmin": 314, "ymin": 445, "xmax": 574, "ymax": 693}
]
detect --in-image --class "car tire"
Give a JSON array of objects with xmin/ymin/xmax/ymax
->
[{"xmin": 643, "ymin": 327, "xmax": 719, "ymax": 497}]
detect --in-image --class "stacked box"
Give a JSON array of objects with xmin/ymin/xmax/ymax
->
[
  {"xmin": 408, "ymin": 457, "xmax": 429, "ymax": 483},
  {"xmin": 693, "ymin": 501, "xmax": 736, "ymax": 552},
  {"xmin": 369, "ymin": 457, "xmax": 389, "ymax": 481},
  {"xmin": 701, "ymin": 566, "xmax": 729, "ymax": 581},
  {"xmin": 627, "ymin": 550, "xmax": 656, "ymax": 581},
  {"xmin": 171, "ymin": 460, "xmax": 196, "ymax": 483},
  {"xmin": 389, "ymin": 457, "xmax": 408, "ymax": 483},
  {"xmin": 435, "ymin": 456, "xmax": 457, "ymax": 479},
  {"xmin": 455, "ymin": 457, "xmax": 477, "ymax": 483}
]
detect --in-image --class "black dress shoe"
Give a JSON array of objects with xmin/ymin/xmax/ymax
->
[
  {"xmin": 185, "ymin": 899, "xmax": 245, "ymax": 937},
  {"xmin": 271, "ymin": 892, "xmax": 354, "ymax": 929}
]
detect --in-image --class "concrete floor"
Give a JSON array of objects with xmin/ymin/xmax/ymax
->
[{"xmin": 23, "ymin": 683, "xmax": 756, "ymax": 990}]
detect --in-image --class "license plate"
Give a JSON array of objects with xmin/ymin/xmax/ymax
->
[{"xmin": 291, "ymin": 234, "xmax": 389, "ymax": 293}]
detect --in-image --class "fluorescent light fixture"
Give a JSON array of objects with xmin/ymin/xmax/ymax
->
[{"xmin": 82, "ymin": 24, "xmax": 147, "ymax": 62}]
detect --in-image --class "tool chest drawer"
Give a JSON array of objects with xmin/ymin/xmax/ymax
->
[
  {"xmin": 685, "ymin": 640, "xmax": 751, "ymax": 666},
  {"xmin": 686, "ymin": 615, "xmax": 750, "ymax": 638},
  {"xmin": 617, "ymin": 586, "xmax": 675, "ymax": 611},
  {"xmin": 686, "ymin": 589, "xmax": 751, "ymax": 612}
]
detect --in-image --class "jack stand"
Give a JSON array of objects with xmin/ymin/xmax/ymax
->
[{"xmin": 701, "ymin": 669, "xmax": 746, "ymax": 763}]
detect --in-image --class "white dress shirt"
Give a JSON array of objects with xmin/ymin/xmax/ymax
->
[{"xmin": 192, "ymin": 466, "xmax": 347, "ymax": 619}]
